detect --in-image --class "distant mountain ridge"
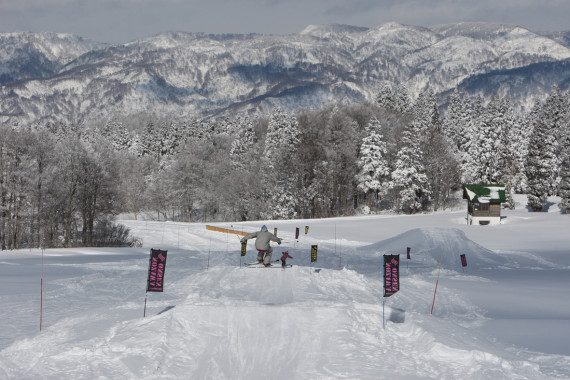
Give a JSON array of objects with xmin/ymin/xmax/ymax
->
[
  {"xmin": 0, "ymin": 32, "xmax": 103, "ymax": 84},
  {"xmin": 1, "ymin": 22, "xmax": 569, "ymax": 126}
]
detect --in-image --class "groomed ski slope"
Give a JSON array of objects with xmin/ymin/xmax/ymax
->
[{"xmin": 0, "ymin": 195, "xmax": 569, "ymax": 379}]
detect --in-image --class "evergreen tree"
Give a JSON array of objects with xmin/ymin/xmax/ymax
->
[
  {"xmin": 473, "ymin": 96, "xmax": 504, "ymax": 183},
  {"xmin": 511, "ymin": 113, "xmax": 533, "ymax": 193},
  {"xmin": 494, "ymin": 98, "xmax": 523, "ymax": 209},
  {"xmin": 139, "ymin": 121, "xmax": 158, "ymax": 157},
  {"xmin": 443, "ymin": 89, "xmax": 477, "ymax": 183},
  {"xmin": 102, "ymin": 118, "xmax": 131, "ymax": 151},
  {"xmin": 557, "ymin": 89, "xmax": 570, "ymax": 211},
  {"xmin": 394, "ymin": 84, "xmax": 412, "ymax": 114},
  {"xmin": 444, "ymin": 89, "xmax": 471, "ymax": 151},
  {"xmin": 559, "ymin": 154, "xmax": 570, "ymax": 214},
  {"xmin": 410, "ymin": 92, "xmax": 432, "ymax": 139},
  {"xmin": 460, "ymin": 95, "xmax": 485, "ymax": 183},
  {"xmin": 355, "ymin": 117, "xmax": 390, "ymax": 211},
  {"xmin": 412, "ymin": 89, "xmax": 450, "ymax": 210},
  {"xmin": 376, "ymin": 84, "xmax": 396, "ymax": 111},
  {"xmin": 229, "ymin": 117, "xmax": 257, "ymax": 170},
  {"xmin": 390, "ymin": 122, "xmax": 430, "ymax": 213},
  {"xmin": 526, "ymin": 87, "xmax": 564, "ymax": 211},
  {"xmin": 377, "ymin": 84, "xmax": 411, "ymax": 114}
]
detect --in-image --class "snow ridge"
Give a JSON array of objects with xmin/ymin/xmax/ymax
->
[{"xmin": 1, "ymin": 22, "xmax": 569, "ymax": 125}]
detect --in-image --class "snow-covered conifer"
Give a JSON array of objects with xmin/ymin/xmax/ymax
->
[
  {"xmin": 378, "ymin": 84, "xmax": 412, "ymax": 114},
  {"xmin": 444, "ymin": 89, "xmax": 471, "ymax": 151},
  {"xmin": 394, "ymin": 84, "xmax": 412, "ymax": 114},
  {"xmin": 376, "ymin": 84, "xmax": 396, "ymax": 111},
  {"xmin": 558, "ymin": 155, "xmax": 570, "ymax": 214},
  {"xmin": 475, "ymin": 96, "xmax": 506, "ymax": 183},
  {"xmin": 390, "ymin": 121, "xmax": 430, "ymax": 213},
  {"xmin": 355, "ymin": 117, "xmax": 390, "ymax": 210},
  {"xmin": 411, "ymin": 90, "xmax": 441, "ymax": 143},
  {"xmin": 494, "ymin": 98, "xmax": 521, "ymax": 209},
  {"xmin": 526, "ymin": 87, "xmax": 564, "ymax": 211},
  {"xmin": 263, "ymin": 107, "xmax": 300, "ymax": 169},
  {"xmin": 229, "ymin": 116, "xmax": 257, "ymax": 169},
  {"xmin": 443, "ymin": 89, "xmax": 479, "ymax": 183}
]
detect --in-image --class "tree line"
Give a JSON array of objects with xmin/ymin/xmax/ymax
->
[{"xmin": 1, "ymin": 85, "xmax": 569, "ymax": 249}]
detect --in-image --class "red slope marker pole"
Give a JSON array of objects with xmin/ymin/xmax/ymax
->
[{"xmin": 431, "ymin": 251, "xmax": 444, "ymax": 315}]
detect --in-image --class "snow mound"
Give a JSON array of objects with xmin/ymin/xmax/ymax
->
[{"xmin": 360, "ymin": 227, "xmax": 507, "ymax": 270}]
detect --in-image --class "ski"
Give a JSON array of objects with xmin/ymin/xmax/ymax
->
[
  {"xmin": 244, "ymin": 259, "xmax": 279, "ymax": 266},
  {"xmin": 246, "ymin": 264, "xmax": 293, "ymax": 269}
]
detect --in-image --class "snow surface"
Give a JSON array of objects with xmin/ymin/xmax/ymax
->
[{"xmin": 1, "ymin": 194, "xmax": 569, "ymax": 379}]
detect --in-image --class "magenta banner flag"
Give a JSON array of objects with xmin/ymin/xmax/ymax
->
[
  {"xmin": 383, "ymin": 254, "xmax": 400, "ymax": 297},
  {"xmin": 147, "ymin": 249, "xmax": 167, "ymax": 292},
  {"xmin": 295, "ymin": 227, "xmax": 300, "ymax": 239},
  {"xmin": 460, "ymin": 254, "xmax": 467, "ymax": 267},
  {"xmin": 407, "ymin": 247, "xmax": 411, "ymax": 260}
]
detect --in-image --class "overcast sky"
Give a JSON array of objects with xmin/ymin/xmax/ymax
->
[{"xmin": 1, "ymin": 0, "xmax": 569, "ymax": 43}]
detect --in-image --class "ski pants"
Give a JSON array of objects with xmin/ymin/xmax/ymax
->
[{"xmin": 257, "ymin": 248, "xmax": 273, "ymax": 264}]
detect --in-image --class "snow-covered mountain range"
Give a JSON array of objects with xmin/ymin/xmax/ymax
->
[{"xmin": 1, "ymin": 22, "xmax": 570, "ymax": 126}]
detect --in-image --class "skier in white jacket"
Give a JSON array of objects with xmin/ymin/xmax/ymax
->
[{"xmin": 241, "ymin": 225, "xmax": 281, "ymax": 266}]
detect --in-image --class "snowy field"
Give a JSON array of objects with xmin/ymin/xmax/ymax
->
[{"xmin": 1, "ymin": 194, "xmax": 569, "ymax": 379}]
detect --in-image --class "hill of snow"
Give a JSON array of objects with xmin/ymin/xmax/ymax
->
[{"xmin": 0, "ymin": 195, "xmax": 569, "ymax": 379}]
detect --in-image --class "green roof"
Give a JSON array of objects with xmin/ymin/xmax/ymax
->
[{"xmin": 463, "ymin": 184, "xmax": 506, "ymax": 203}]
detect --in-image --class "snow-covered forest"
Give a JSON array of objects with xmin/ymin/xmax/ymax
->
[{"xmin": 1, "ymin": 85, "xmax": 569, "ymax": 249}]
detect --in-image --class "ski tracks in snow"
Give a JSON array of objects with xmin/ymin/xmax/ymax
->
[{"xmin": 1, "ymin": 250, "xmax": 564, "ymax": 379}]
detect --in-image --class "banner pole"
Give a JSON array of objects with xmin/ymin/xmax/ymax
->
[
  {"xmin": 40, "ymin": 248, "xmax": 44, "ymax": 331},
  {"xmin": 145, "ymin": 248, "xmax": 168, "ymax": 317},
  {"xmin": 144, "ymin": 293, "xmax": 148, "ymax": 318},
  {"xmin": 431, "ymin": 251, "xmax": 444, "ymax": 315},
  {"xmin": 382, "ymin": 296, "xmax": 385, "ymax": 330}
]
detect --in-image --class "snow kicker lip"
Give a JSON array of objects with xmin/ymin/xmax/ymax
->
[{"xmin": 358, "ymin": 227, "xmax": 507, "ymax": 270}]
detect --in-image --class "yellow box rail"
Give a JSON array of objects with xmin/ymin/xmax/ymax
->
[{"xmin": 206, "ymin": 225, "xmax": 250, "ymax": 236}]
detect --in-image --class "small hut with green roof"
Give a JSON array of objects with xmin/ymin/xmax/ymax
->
[{"xmin": 463, "ymin": 184, "xmax": 507, "ymax": 225}]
